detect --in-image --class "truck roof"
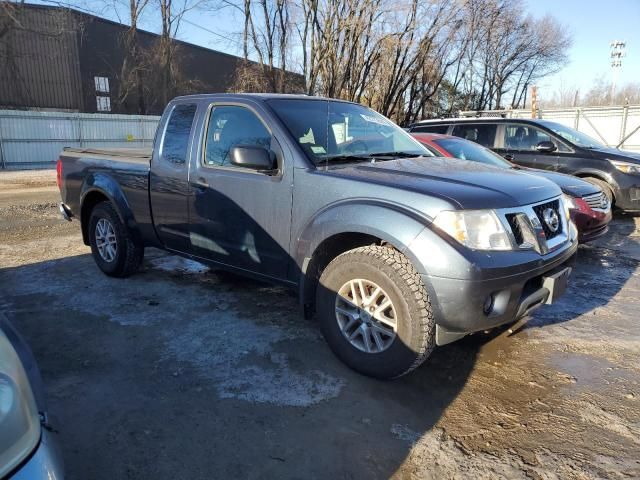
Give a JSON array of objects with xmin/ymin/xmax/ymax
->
[{"xmin": 172, "ymin": 93, "xmax": 357, "ymax": 104}]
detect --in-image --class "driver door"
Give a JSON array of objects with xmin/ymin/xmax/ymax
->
[{"xmin": 187, "ymin": 103, "xmax": 293, "ymax": 281}]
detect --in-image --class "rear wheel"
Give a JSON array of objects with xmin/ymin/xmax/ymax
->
[
  {"xmin": 316, "ymin": 245, "xmax": 435, "ymax": 379},
  {"xmin": 88, "ymin": 201, "xmax": 143, "ymax": 277},
  {"xmin": 584, "ymin": 177, "xmax": 614, "ymax": 206}
]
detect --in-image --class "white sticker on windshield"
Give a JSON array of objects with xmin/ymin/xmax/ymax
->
[
  {"xmin": 311, "ymin": 146, "xmax": 326, "ymax": 154},
  {"xmin": 299, "ymin": 128, "xmax": 315, "ymax": 144},
  {"xmin": 360, "ymin": 114, "xmax": 389, "ymax": 126}
]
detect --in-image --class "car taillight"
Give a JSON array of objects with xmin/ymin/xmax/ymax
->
[{"xmin": 56, "ymin": 158, "xmax": 62, "ymax": 190}]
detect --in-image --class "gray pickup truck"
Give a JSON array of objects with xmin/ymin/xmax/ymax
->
[{"xmin": 58, "ymin": 94, "xmax": 578, "ymax": 379}]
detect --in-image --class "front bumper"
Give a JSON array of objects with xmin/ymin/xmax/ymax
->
[
  {"xmin": 422, "ymin": 240, "xmax": 578, "ymax": 344},
  {"xmin": 611, "ymin": 174, "xmax": 640, "ymax": 211},
  {"xmin": 9, "ymin": 428, "xmax": 64, "ymax": 480},
  {"xmin": 572, "ymin": 207, "xmax": 612, "ymax": 243}
]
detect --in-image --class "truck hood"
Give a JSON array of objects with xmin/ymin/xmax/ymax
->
[
  {"xmin": 513, "ymin": 167, "xmax": 599, "ymax": 198},
  {"xmin": 323, "ymin": 157, "xmax": 561, "ymax": 209}
]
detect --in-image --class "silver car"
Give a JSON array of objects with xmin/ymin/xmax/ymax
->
[{"xmin": 0, "ymin": 313, "xmax": 64, "ymax": 479}]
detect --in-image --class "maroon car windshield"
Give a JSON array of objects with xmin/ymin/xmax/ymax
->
[{"xmin": 434, "ymin": 138, "xmax": 512, "ymax": 169}]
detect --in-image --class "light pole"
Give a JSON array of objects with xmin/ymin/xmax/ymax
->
[{"xmin": 610, "ymin": 40, "xmax": 626, "ymax": 105}]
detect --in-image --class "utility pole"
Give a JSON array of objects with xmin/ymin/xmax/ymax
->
[
  {"xmin": 610, "ymin": 41, "xmax": 626, "ymax": 105},
  {"xmin": 530, "ymin": 85, "xmax": 538, "ymax": 118}
]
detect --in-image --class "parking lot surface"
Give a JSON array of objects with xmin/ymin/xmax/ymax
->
[{"xmin": 1, "ymin": 170, "xmax": 639, "ymax": 479}]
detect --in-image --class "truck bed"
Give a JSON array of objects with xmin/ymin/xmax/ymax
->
[
  {"xmin": 58, "ymin": 147, "xmax": 154, "ymax": 242},
  {"xmin": 62, "ymin": 147, "xmax": 152, "ymax": 163}
]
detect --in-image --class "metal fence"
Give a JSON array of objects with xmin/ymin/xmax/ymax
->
[
  {"xmin": 0, "ymin": 110, "xmax": 161, "ymax": 169},
  {"xmin": 3, "ymin": 105, "xmax": 640, "ymax": 169},
  {"xmin": 460, "ymin": 105, "xmax": 640, "ymax": 152}
]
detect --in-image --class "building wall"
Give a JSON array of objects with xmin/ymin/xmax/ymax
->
[
  {"xmin": 75, "ymin": 13, "xmax": 241, "ymax": 115},
  {"xmin": 0, "ymin": 6, "xmax": 82, "ymax": 110},
  {"xmin": 0, "ymin": 4, "xmax": 302, "ymax": 116}
]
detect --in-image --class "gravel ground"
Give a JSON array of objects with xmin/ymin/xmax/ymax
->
[{"xmin": 1, "ymin": 170, "xmax": 639, "ymax": 479}]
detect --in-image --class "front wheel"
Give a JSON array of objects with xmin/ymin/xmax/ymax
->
[
  {"xmin": 316, "ymin": 246, "xmax": 435, "ymax": 379},
  {"xmin": 88, "ymin": 201, "xmax": 144, "ymax": 277}
]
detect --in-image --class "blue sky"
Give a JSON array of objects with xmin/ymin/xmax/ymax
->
[
  {"xmin": 38, "ymin": 0, "xmax": 640, "ymax": 100},
  {"xmin": 524, "ymin": 0, "xmax": 640, "ymax": 98}
]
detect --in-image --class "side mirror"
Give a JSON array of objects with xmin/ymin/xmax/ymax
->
[
  {"xmin": 536, "ymin": 141, "xmax": 557, "ymax": 153},
  {"xmin": 229, "ymin": 146, "xmax": 276, "ymax": 171}
]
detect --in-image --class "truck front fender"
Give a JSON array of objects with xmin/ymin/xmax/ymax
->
[
  {"xmin": 295, "ymin": 199, "xmax": 433, "ymax": 276},
  {"xmin": 79, "ymin": 172, "xmax": 142, "ymax": 245}
]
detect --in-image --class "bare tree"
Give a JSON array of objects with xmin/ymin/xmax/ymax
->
[
  {"xmin": 189, "ymin": 0, "xmax": 573, "ymax": 119},
  {"xmin": 581, "ymin": 76, "xmax": 640, "ymax": 107},
  {"xmin": 111, "ymin": 0, "xmax": 151, "ymax": 113},
  {"xmin": 155, "ymin": 0, "xmax": 202, "ymax": 105}
]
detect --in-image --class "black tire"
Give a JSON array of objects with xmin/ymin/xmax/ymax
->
[
  {"xmin": 584, "ymin": 177, "xmax": 614, "ymax": 206},
  {"xmin": 316, "ymin": 245, "xmax": 435, "ymax": 379},
  {"xmin": 88, "ymin": 201, "xmax": 144, "ymax": 277}
]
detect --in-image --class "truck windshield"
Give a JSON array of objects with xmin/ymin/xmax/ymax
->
[
  {"xmin": 267, "ymin": 99, "xmax": 430, "ymax": 164},
  {"xmin": 538, "ymin": 120, "xmax": 604, "ymax": 149}
]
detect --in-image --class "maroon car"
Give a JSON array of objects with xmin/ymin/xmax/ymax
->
[{"xmin": 412, "ymin": 133, "xmax": 612, "ymax": 243}]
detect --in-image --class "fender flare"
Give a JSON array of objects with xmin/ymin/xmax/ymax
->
[
  {"xmin": 295, "ymin": 199, "xmax": 434, "ymax": 307},
  {"xmin": 79, "ymin": 172, "xmax": 142, "ymax": 244},
  {"xmin": 572, "ymin": 168, "xmax": 616, "ymax": 186},
  {"xmin": 295, "ymin": 198, "xmax": 432, "ymax": 269}
]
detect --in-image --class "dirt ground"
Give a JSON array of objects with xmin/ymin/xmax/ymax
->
[{"xmin": 1, "ymin": 170, "xmax": 639, "ymax": 479}]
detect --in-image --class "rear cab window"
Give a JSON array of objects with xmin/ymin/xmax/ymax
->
[
  {"xmin": 451, "ymin": 124, "xmax": 497, "ymax": 147},
  {"xmin": 160, "ymin": 103, "xmax": 198, "ymax": 164}
]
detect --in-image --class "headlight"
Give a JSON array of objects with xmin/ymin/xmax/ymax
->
[
  {"xmin": 609, "ymin": 159, "xmax": 640, "ymax": 174},
  {"xmin": 562, "ymin": 193, "xmax": 576, "ymax": 210},
  {"xmin": 0, "ymin": 331, "xmax": 41, "ymax": 478},
  {"xmin": 432, "ymin": 210, "xmax": 512, "ymax": 250}
]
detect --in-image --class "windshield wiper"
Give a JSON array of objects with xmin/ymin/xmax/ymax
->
[
  {"xmin": 367, "ymin": 151, "xmax": 423, "ymax": 159},
  {"xmin": 315, "ymin": 154, "xmax": 372, "ymax": 165},
  {"xmin": 315, "ymin": 151, "xmax": 423, "ymax": 165}
]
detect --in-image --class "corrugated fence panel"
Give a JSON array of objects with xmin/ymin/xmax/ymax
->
[{"xmin": 0, "ymin": 110, "xmax": 161, "ymax": 169}]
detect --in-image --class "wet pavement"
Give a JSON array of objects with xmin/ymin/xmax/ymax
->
[{"xmin": 1, "ymin": 171, "xmax": 639, "ymax": 479}]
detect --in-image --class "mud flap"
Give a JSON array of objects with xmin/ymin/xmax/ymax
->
[{"xmin": 435, "ymin": 325, "xmax": 468, "ymax": 346}]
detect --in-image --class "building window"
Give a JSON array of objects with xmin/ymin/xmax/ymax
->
[
  {"xmin": 94, "ymin": 76, "xmax": 110, "ymax": 93},
  {"xmin": 96, "ymin": 96, "xmax": 111, "ymax": 112}
]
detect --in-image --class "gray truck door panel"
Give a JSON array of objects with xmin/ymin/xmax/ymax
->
[{"xmin": 187, "ymin": 102, "xmax": 293, "ymax": 280}]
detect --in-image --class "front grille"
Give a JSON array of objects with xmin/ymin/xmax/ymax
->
[
  {"xmin": 582, "ymin": 191, "xmax": 608, "ymax": 210},
  {"xmin": 532, "ymin": 199, "xmax": 563, "ymax": 240}
]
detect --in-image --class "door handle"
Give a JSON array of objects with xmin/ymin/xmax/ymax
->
[{"xmin": 192, "ymin": 177, "xmax": 209, "ymax": 193}]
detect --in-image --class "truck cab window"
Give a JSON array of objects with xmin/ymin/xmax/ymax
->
[
  {"xmin": 204, "ymin": 106, "xmax": 271, "ymax": 167},
  {"xmin": 161, "ymin": 103, "xmax": 197, "ymax": 164}
]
